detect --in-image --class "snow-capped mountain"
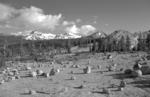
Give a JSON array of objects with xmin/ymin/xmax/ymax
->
[
  {"xmin": 55, "ymin": 33, "xmax": 81, "ymax": 39},
  {"xmin": 13, "ymin": 30, "xmax": 81, "ymax": 40},
  {"xmin": 25, "ymin": 31, "xmax": 56, "ymax": 40}
]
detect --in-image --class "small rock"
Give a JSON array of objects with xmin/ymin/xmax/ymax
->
[
  {"xmin": 36, "ymin": 69, "xmax": 44, "ymax": 75},
  {"xmin": 11, "ymin": 76, "xmax": 16, "ymax": 80},
  {"xmin": 83, "ymin": 66, "xmax": 91, "ymax": 74},
  {"xmin": 124, "ymin": 69, "xmax": 132, "ymax": 74},
  {"xmin": 56, "ymin": 69, "xmax": 60, "ymax": 73},
  {"xmin": 49, "ymin": 68, "xmax": 55, "ymax": 76},
  {"xmin": 43, "ymin": 73, "xmax": 49, "ymax": 78},
  {"xmin": 70, "ymin": 76, "xmax": 76, "ymax": 80},
  {"xmin": 0, "ymin": 80, "xmax": 5, "ymax": 84},
  {"xmin": 29, "ymin": 90, "xmax": 36, "ymax": 95},
  {"xmin": 120, "ymin": 80, "xmax": 126, "ymax": 87},
  {"xmin": 15, "ymin": 76, "xmax": 20, "ymax": 79},
  {"xmin": 70, "ymin": 70, "xmax": 73, "ymax": 74},
  {"xmin": 132, "ymin": 70, "xmax": 142, "ymax": 77},
  {"xmin": 30, "ymin": 71, "xmax": 37, "ymax": 77},
  {"xmin": 8, "ymin": 72, "xmax": 14, "ymax": 76},
  {"xmin": 102, "ymin": 88, "xmax": 110, "ymax": 94},
  {"xmin": 118, "ymin": 87, "xmax": 124, "ymax": 91},
  {"xmin": 26, "ymin": 66, "xmax": 32, "ymax": 70}
]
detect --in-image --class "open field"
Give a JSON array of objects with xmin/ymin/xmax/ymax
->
[{"xmin": 0, "ymin": 51, "xmax": 150, "ymax": 97}]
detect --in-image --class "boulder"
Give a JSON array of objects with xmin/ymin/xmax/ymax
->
[
  {"xmin": 29, "ymin": 90, "xmax": 36, "ymax": 95},
  {"xmin": 124, "ymin": 69, "xmax": 132, "ymax": 74},
  {"xmin": 132, "ymin": 70, "xmax": 142, "ymax": 77},
  {"xmin": 141, "ymin": 65, "xmax": 150, "ymax": 75},
  {"xmin": 30, "ymin": 71, "xmax": 37, "ymax": 77},
  {"xmin": 83, "ymin": 66, "xmax": 91, "ymax": 74},
  {"xmin": 49, "ymin": 68, "xmax": 55, "ymax": 76},
  {"xmin": 36, "ymin": 70, "xmax": 44, "ymax": 75}
]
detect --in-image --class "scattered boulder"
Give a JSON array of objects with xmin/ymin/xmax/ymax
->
[
  {"xmin": 56, "ymin": 69, "xmax": 60, "ymax": 73},
  {"xmin": 132, "ymin": 70, "xmax": 142, "ymax": 77},
  {"xmin": 133, "ymin": 63, "xmax": 142, "ymax": 70},
  {"xmin": 15, "ymin": 76, "xmax": 20, "ymax": 79},
  {"xmin": 0, "ymin": 80, "xmax": 5, "ymax": 84},
  {"xmin": 49, "ymin": 68, "xmax": 55, "ymax": 76},
  {"xmin": 118, "ymin": 87, "xmax": 124, "ymax": 91},
  {"xmin": 36, "ymin": 69, "xmax": 44, "ymax": 75},
  {"xmin": 10, "ymin": 76, "xmax": 16, "ymax": 81},
  {"xmin": 12, "ymin": 69, "xmax": 19, "ymax": 75},
  {"xmin": 107, "ymin": 65, "xmax": 116, "ymax": 71},
  {"xmin": 70, "ymin": 76, "xmax": 76, "ymax": 80},
  {"xmin": 8, "ymin": 72, "xmax": 14, "ymax": 76},
  {"xmin": 43, "ymin": 73, "xmax": 49, "ymax": 78},
  {"xmin": 124, "ymin": 69, "xmax": 132, "ymax": 74},
  {"xmin": 70, "ymin": 70, "xmax": 73, "ymax": 74},
  {"xmin": 26, "ymin": 66, "xmax": 32, "ymax": 70},
  {"xmin": 141, "ymin": 65, "xmax": 150, "ymax": 75},
  {"xmin": 83, "ymin": 66, "xmax": 91, "ymax": 74},
  {"xmin": 30, "ymin": 71, "xmax": 37, "ymax": 77},
  {"xmin": 102, "ymin": 88, "xmax": 110, "ymax": 94},
  {"xmin": 29, "ymin": 90, "xmax": 36, "ymax": 95},
  {"xmin": 107, "ymin": 55, "xmax": 112, "ymax": 59},
  {"xmin": 120, "ymin": 80, "xmax": 126, "ymax": 87}
]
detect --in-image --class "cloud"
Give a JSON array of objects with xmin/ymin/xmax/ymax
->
[
  {"xmin": 65, "ymin": 24, "xmax": 97, "ymax": 36},
  {"xmin": 0, "ymin": 3, "xmax": 97, "ymax": 36},
  {"xmin": 62, "ymin": 21, "xmax": 75, "ymax": 26},
  {"xmin": 76, "ymin": 19, "xmax": 81, "ymax": 23},
  {"xmin": 80, "ymin": 25, "xmax": 97, "ymax": 36},
  {"xmin": 0, "ymin": 3, "xmax": 16, "ymax": 21},
  {"xmin": 65, "ymin": 25, "xmax": 80, "ymax": 34},
  {"xmin": 18, "ymin": 6, "xmax": 62, "ymax": 30},
  {"xmin": 0, "ymin": 3, "xmax": 62, "ymax": 32}
]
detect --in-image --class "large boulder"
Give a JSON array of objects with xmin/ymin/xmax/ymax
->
[
  {"xmin": 141, "ymin": 65, "xmax": 150, "ymax": 75},
  {"xmin": 132, "ymin": 70, "xmax": 142, "ymax": 77}
]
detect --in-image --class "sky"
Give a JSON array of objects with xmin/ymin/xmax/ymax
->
[{"xmin": 0, "ymin": 0, "xmax": 150, "ymax": 35}]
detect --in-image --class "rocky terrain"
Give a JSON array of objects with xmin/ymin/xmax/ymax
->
[{"xmin": 0, "ymin": 51, "xmax": 150, "ymax": 97}]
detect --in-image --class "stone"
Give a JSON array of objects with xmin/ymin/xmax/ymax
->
[
  {"xmin": 124, "ymin": 69, "xmax": 132, "ymax": 74},
  {"xmin": 132, "ymin": 70, "xmax": 142, "ymax": 77},
  {"xmin": 30, "ymin": 71, "xmax": 37, "ymax": 77},
  {"xmin": 36, "ymin": 69, "xmax": 44, "ymax": 75},
  {"xmin": 120, "ymin": 80, "xmax": 126, "ymax": 87},
  {"xmin": 83, "ymin": 66, "xmax": 91, "ymax": 74},
  {"xmin": 102, "ymin": 88, "xmax": 110, "ymax": 94},
  {"xmin": 0, "ymin": 80, "xmax": 5, "ymax": 84},
  {"xmin": 29, "ymin": 90, "xmax": 36, "ymax": 95}
]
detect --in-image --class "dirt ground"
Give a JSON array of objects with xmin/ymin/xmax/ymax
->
[{"xmin": 1, "ymin": 51, "xmax": 150, "ymax": 97}]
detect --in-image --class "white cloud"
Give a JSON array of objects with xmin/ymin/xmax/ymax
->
[
  {"xmin": 80, "ymin": 25, "xmax": 96, "ymax": 36},
  {"xmin": 0, "ymin": 3, "xmax": 97, "ymax": 35},
  {"xmin": 65, "ymin": 24, "xmax": 97, "ymax": 36},
  {"xmin": 62, "ymin": 21, "xmax": 75, "ymax": 26},
  {"xmin": 18, "ymin": 6, "xmax": 62, "ymax": 30},
  {"xmin": 66, "ymin": 25, "xmax": 80, "ymax": 34},
  {"xmin": 76, "ymin": 19, "xmax": 81, "ymax": 23},
  {"xmin": 0, "ymin": 3, "xmax": 62, "ymax": 31},
  {"xmin": 0, "ymin": 3, "xmax": 16, "ymax": 21}
]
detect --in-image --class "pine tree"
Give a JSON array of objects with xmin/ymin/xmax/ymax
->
[
  {"xmin": 146, "ymin": 33, "xmax": 150, "ymax": 50},
  {"xmin": 126, "ymin": 35, "xmax": 131, "ymax": 51},
  {"xmin": 118, "ymin": 36, "xmax": 126, "ymax": 51}
]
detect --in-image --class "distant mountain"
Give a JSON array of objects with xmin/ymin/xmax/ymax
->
[
  {"xmin": 108, "ymin": 30, "xmax": 138, "ymax": 49},
  {"xmin": 108, "ymin": 30, "xmax": 133, "ymax": 40},
  {"xmin": 55, "ymin": 32, "xmax": 81, "ymax": 39},
  {"xmin": 134, "ymin": 30, "xmax": 150, "ymax": 39},
  {"xmin": 25, "ymin": 31, "xmax": 56, "ymax": 40},
  {"xmin": 85, "ymin": 31, "xmax": 107, "ymax": 38},
  {"xmin": 13, "ymin": 30, "xmax": 81, "ymax": 40}
]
